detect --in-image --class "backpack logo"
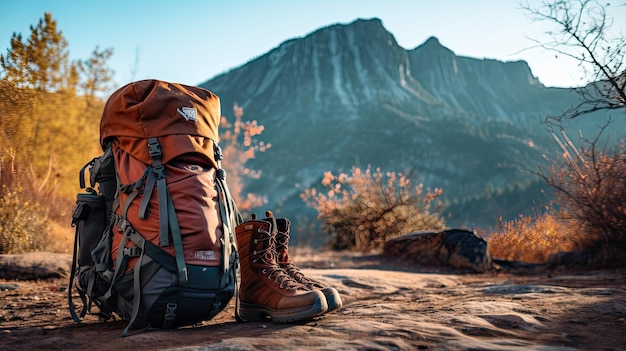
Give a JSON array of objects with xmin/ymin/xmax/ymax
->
[
  {"xmin": 191, "ymin": 250, "xmax": 217, "ymax": 261},
  {"xmin": 177, "ymin": 107, "xmax": 197, "ymax": 122}
]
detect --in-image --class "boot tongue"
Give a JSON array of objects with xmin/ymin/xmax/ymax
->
[
  {"xmin": 276, "ymin": 243, "xmax": 289, "ymax": 264},
  {"xmin": 261, "ymin": 211, "xmax": 278, "ymax": 237}
]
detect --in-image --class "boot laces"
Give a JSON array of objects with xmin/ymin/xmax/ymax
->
[
  {"xmin": 283, "ymin": 261, "xmax": 321, "ymax": 287},
  {"xmin": 263, "ymin": 266, "xmax": 299, "ymax": 290},
  {"xmin": 283, "ymin": 262, "xmax": 309, "ymax": 282},
  {"xmin": 253, "ymin": 228, "xmax": 300, "ymax": 291},
  {"xmin": 276, "ymin": 231, "xmax": 322, "ymax": 288}
]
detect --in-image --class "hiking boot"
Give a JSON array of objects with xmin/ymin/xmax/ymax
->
[
  {"xmin": 234, "ymin": 215, "xmax": 327, "ymax": 323},
  {"xmin": 274, "ymin": 216, "xmax": 343, "ymax": 313}
]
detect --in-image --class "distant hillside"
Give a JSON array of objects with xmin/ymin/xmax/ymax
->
[{"xmin": 200, "ymin": 18, "xmax": 624, "ymax": 240}]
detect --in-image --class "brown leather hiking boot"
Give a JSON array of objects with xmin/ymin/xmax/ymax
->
[
  {"xmin": 234, "ymin": 215, "xmax": 327, "ymax": 323},
  {"xmin": 274, "ymin": 216, "xmax": 343, "ymax": 313}
]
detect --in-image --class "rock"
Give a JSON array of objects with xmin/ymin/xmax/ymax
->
[
  {"xmin": 0, "ymin": 252, "xmax": 72, "ymax": 280},
  {"xmin": 383, "ymin": 229, "xmax": 491, "ymax": 272},
  {"xmin": 0, "ymin": 283, "xmax": 21, "ymax": 291},
  {"xmin": 547, "ymin": 250, "xmax": 594, "ymax": 268}
]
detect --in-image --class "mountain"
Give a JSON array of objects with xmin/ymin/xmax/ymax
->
[{"xmin": 200, "ymin": 18, "xmax": 624, "ymax": 242}]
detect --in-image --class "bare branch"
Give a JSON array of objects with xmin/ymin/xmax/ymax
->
[{"xmin": 521, "ymin": 0, "xmax": 626, "ymax": 120}]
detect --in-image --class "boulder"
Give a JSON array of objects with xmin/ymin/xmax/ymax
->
[
  {"xmin": 0, "ymin": 252, "xmax": 71, "ymax": 280},
  {"xmin": 547, "ymin": 249, "xmax": 594, "ymax": 268},
  {"xmin": 383, "ymin": 229, "xmax": 491, "ymax": 272}
]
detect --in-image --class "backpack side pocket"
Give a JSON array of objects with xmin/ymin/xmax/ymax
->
[
  {"xmin": 69, "ymin": 191, "xmax": 110, "ymax": 321},
  {"xmin": 72, "ymin": 192, "xmax": 108, "ymax": 267}
]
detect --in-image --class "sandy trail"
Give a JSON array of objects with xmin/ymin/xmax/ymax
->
[{"xmin": 1, "ymin": 252, "xmax": 625, "ymax": 350}]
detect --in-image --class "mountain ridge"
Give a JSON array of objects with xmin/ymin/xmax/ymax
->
[{"xmin": 199, "ymin": 17, "xmax": 622, "ymax": 237}]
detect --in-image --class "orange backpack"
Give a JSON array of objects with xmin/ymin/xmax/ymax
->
[{"xmin": 69, "ymin": 80, "xmax": 241, "ymax": 336}]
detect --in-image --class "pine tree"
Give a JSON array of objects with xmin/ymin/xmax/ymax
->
[
  {"xmin": 0, "ymin": 12, "xmax": 77, "ymax": 92},
  {"xmin": 78, "ymin": 46, "xmax": 114, "ymax": 101}
]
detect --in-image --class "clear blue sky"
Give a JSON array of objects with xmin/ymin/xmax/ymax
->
[{"xmin": 1, "ymin": 0, "xmax": 625, "ymax": 91}]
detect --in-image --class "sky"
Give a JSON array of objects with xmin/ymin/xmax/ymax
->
[{"xmin": 1, "ymin": 0, "xmax": 625, "ymax": 92}]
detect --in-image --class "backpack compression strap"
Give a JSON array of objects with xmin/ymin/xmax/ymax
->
[
  {"xmin": 140, "ymin": 138, "xmax": 170, "ymax": 247},
  {"xmin": 132, "ymin": 138, "xmax": 188, "ymax": 284}
]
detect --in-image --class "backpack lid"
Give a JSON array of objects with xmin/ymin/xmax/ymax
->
[{"xmin": 100, "ymin": 79, "xmax": 221, "ymax": 166}]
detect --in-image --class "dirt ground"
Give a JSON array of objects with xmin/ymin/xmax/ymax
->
[{"xmin": 1, "ymin": 251, "xmax": 625, "ymax": 350}]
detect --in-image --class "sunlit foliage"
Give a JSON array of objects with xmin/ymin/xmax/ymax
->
[
  {"xmin": 219, "ymin": 103, "xmax": 270, "ymax": 215},
  {"xmin": 488, "ymin": 211, "xmax": 582, "ymax": 263},
  {"xmin": 301, "ymin": 166, "xmax": 445, "ymax": 251}
]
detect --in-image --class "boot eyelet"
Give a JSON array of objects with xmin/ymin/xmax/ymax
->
[{"xmin": 262, "ymin": 269, "xmax": 267, "ymax": 274}]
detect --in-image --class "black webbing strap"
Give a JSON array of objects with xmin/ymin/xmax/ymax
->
[
  {"xmin": 121, "ymin": 241, "xmax": 152, "ymax": 337},
  {"xmin": 68, "ymin": 224, "xmax": 86, "ymax": 322},
  {"xmin": 110, "ymin": 215, "xmax": 178, "ymax": 277},
  {"xmin": 125, "ymin": 223, "xmax": 177, "ymax": 271},
  {"xmin": 106, "ymin": 216, "xmax": 152, "ymax": 337},
  {"xmin": 104, "ymin": 231, "xmax": 130, "ymax": 301},
  {"xmin": 166, "ymin": 193, "xmax": 188, "ymax": 286},
  {"xmin": 144, "ymin": 137, "xmax": 187, "ymax": 284},
  {"xmin": 103, "ymin": 183, "xmax": 143, "ymax": 301},
  {"xmin": 150, "ymin": 138, "xmax": 170, "ymax": 247},
  {"xmin": 78, "ymin": 159, "xmax": 95, "ymax": 190},
  {"xmin": 138, "ymin": 170, "xmax": 154, "ymax": 218},
  {"xmin": 138, "ymin": 138, "xmax": 170, "ymax": 247},
  {"xmin": 118, "ymin": 206, "xmax": 187, "ymax": 333}
]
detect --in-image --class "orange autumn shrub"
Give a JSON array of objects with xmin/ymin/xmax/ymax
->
[
  {"xmin": 488, "ymin": 211, "xmax": 582, "ymax": 263},
  {"xmin": 302, "ymin": 166, "xmax": 445, "ymax": 251}
]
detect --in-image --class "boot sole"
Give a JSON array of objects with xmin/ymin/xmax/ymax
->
[
  {"xmin": 236, "ymin": 296, "xmax": 327, "ymax": 323},
  {"xmin": 322, "ymin": 287, "xmax": 343, "ymax": 313}
]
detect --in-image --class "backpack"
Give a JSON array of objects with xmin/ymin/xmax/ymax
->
[{"xmin": 68, "ymin": 79, "xmax": 242, "ymax": 336}]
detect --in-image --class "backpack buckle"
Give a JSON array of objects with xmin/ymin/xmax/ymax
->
[
  {"xmin": 217, "ymin": 168, "xmax": 226, "ymax": 180},
  {"xmin": 123, "ymin": 246, "xmax": 142, "ymax": 257},
  {"xmin": 213, "ymin": 143, "xmax": 224, "ymax": 161},
  {"xmin": 164, "ymin": 302, "xmax": 177, "ymax": 321},
  {"xmin": 148, "ymin": 138, "xmax": 161, "ymax": 160},
  {"xmin": 153, "ymin": 165, "xmax": 165, "ymax": 180},
  {"xmin": 119, "ymin": 220, "xmax": 134, "ymax": 237}
]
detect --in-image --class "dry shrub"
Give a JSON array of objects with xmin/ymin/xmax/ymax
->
[
  {"xmin": 46, "ymin": 220, "xmax": 74, "ymax": 254},
  {"xmin": 0, "ymin": 188, "xmax": 49, "ymax": 253},
  {"xmin": 301, "ymin": 166, "xmax": 445, "ymax": 251},
  {"xmin": 0, "ymin": 146, "xmax": 56, "ymax": 253},
  {"xmin": 540, "ymin": 128, "xmax": 626, "ymax": 263},
  {"xmin": 488, "ymin": 211, "xmax": 582, "ymax": 263}
]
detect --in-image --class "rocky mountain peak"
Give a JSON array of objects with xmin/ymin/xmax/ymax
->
[
  {"xmin": 420, "ymin": 36, "xmax": 444, "ymax": 48},
  {"xmin": 199, "ymin": 17, "xmax": 622, "ymax": 231}
]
